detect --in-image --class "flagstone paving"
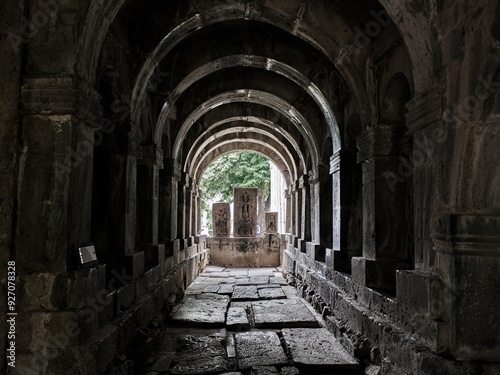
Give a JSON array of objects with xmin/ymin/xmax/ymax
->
[{"xmin": 140, "ymin": 266, "xmax": 361, "ymax": 374}]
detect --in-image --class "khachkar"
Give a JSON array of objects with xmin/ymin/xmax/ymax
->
[
  {"xmin": 233, "ymin": 188, "xmax": 257, "ymax": 237},
  {"xmin": 212, "ymin": 203, "xmax": 231, "ymax": 237},
  {"xmin": 265, "ymin": 212, "xmax": 278, "ymax": 234}
]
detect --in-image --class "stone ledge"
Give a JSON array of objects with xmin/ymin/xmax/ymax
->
[
  {"xmin": 283, "ymin": 249, "xmax": 495, "ymax": 374},
  {"xmin": 16, "ymin": 248, "xmax": 210, "ymax": 375}
]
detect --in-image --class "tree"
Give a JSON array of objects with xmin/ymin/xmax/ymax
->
[{"xmin": 200, "ymin": 152, "xmax": 271, "ymax": 230}]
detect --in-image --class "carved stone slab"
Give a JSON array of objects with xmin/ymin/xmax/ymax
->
[
  {"xmin": 265, "ymin": 212, "xmax": 278, "ymax": 234},
  {"xmin": 233, "ymin": 188, "xmax": 257, "ymax": 237},
  {"xmin": 212, "ymin": 203, "xmax": 231, "ymax": 237}
]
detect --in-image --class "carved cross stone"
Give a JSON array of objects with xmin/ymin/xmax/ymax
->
[
  {"xmin": 233, "ymin": 188, "xmax": 257, "ymax": 237},
  {"xmin": 265, "ymin": 212, "xmax": 279, "ymax": 234},
  {"xmin": 212, "ymin": 203, "xmax": 231, "ymax": 237}
]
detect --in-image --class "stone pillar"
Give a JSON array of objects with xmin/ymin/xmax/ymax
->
[
  {"xmin": 299, "ymin": 175, "xmax": 311, "ymax": 251},
  {"xmin": 18, "ymin": 76, "xmax": 101, "ymax": 272},
  {"xmin": 352, "ymin": 125, "xmax": 412, "ymax": 289},
  {"xmin": 285, "ymin": 189, "xmax": 292, "ymax": 234},
  {"xmin": 327, "ymin": 151, "xmax": 361, "ymax": 272},
  {"xmin": 294, "ymin": 180, "xmax": 302, "ymax": 243},
  {"xmin": 159, "ymin": 158, "xmax": 181, "ymax": 257},
  {"xmin": 432, "ymin": 214, "xmax": 500, "ymax": 361},
  {"xmin": 184, "ymin": 175, "xmax": 193, "ymax": 245},
  {"xmin": 191, "ymin": 185, "xmax": 199, "ymax": 236},
  {"xmin": 196, "ymin": 193, "xmax": 202, "ymax": 235},
  {"xmin": 136, "ymin": 144, "xmax": 165, "ymax": 268},
  {"xmin": 177, "ymin": 172, "xmax": 187, "ymax": 246},
  {"xmin": 405, "ymin": 87, "xmax": 442, "ymax": 271}
]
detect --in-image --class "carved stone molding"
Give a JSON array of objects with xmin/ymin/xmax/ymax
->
[
  {"xmin": 162, "ymin": 158, "xmax": 181, "ymax": 180},
  {"xmin": 21, "ymin": 76, "xmax": 102, "ymax": 127},
  {"xmin": 406, "ymin": 85, "xmax": 442, "ymax": 134},
  {"xmin": 356, "ymin": 124, "xmax": 411, "ymax": 163},
  {"xmin": 138, "ymin": 144, "xmax": 164, "ymax": 168}
]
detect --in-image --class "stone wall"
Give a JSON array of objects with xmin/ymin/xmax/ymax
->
[
  {"xmin": 282, "ymin": 237, "xmax": 500, "ymax": 375},
  {"xmin": 208, "ymin": 235, "xmax": 283, "ymax": 267},
  {"xmin": 13, "ymin": 241, "xmax": 209, "ymax": 375}
]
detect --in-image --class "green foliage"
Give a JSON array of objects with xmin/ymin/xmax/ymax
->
[
  {"xmin": 200, "ymin": 152, "xmax": 270, "ymax": 232},
  {"xmin": 201, "ymin": 152, "xmax": 271, "ymax": 204}
]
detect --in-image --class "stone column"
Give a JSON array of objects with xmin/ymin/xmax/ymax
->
[
  {"xmin": 177, "ymin": 172, "xmax": 186, "ymax": 246},
  {"xmin": 159, "ymin": 158, "xmax": 181, "ymax": 257},
  {"xmin": 18, "ymin": 76, "xmax": 101, "ymax": 272},
  {"xmin": 191, "ymin": 185, "xmax": 199, "ymax": 236},
  {"xmin": 183, "ymin": 174, "xmax": 193, "ymax": 247},
  {"xmin": 298, "ymin": 175, "xmax": 311, "ymax": 251},
  {"xmin": 352, "ymin": 125, "xmax": 412, "ymax": 289},
  {"xmin": 405, "ymin": 87, "xmax": 442, "ymax": 271},
  {"xmin": 136, "ymin": 144, "xmax": 165, "ymax": 268},
  {"xmin": 293, "ymin": 180, "xmax": 302, "ymax": 248},
  {"xmin": 432, "ymin": 214, "xmax": 500, "ymax": 361},
  {"xmin": 327, "ymin": 151, "xmax": 361, "ymax": 272},
  {"xmin": 285, "ymin": 189, "xmax": 292, "ymax": 234},
  {"xmin": 196, "ymin": 193, "xmax": 202, "ymax": 235}
]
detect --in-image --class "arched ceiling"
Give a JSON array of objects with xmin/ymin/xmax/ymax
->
[{"xmin": 84, "ymin": 0, "xmax": 421, "ymax": 187}]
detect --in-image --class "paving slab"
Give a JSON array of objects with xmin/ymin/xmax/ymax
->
[
  {"xmin": 249, "ymin": 276, "xmax": 270, "ymax": 285},
  {"xmin": 250, "ymin": 366, "xmax": 279, "ymax": 374},
  {"xmin": 226, "ymin": 307, "xmax": 250, "ymax": 330},
  {"xmin": 151, "ymin": 352, "xmax": 175, "ymax": 372},
  {"xmin": 170, "ymin": 334, "xmax": 229, "ymax": 375},
  {"xmin": 204, "ymin": 266, "xmax": 227, "ymax": 272},
  {"xmin": 207, "ymin": 272, "xmax": 230, "ymax": 278},
  {"xmin": 251, "ymin": 299, "xmax": 320, "ymax": 328},
  {"xmin": 280, "ymin": 366, "xmax": 300, "ymax": 375},
  {"xmin": 232, "ymin": 285, "xmax": 259, "ymax": 300},
  {"xmin": 235, "ymin": 331, "xmax": 288, "ymax": 370},
  {"xmin": 218, "ymin": 284, "xmax": 234, "ymax": 295},
  {"xmin": 257, "ymin": 284, "xmax": 282, "ymax": 289},
  {"xmin": 281, "ymin": 286, "xmax": 300, "ymax": 299},
  {"xmin": 203, "ymin": 285, "xmax": 221, "ymax": 293},
  {"xmin": 281, "ymin": 328, "xmax": 360, "ymax": 372},
  {"xmin": 258, "ymin": 287, "xmax": 286, "ymax": 300},
  {"xmin": 235, "ymin": 278, "xmax": 250, "ymax": 285},
  {"xmin": 247, "ymin": 268, "xmax": 277, "ymax": 276},
  {"xmin": 171, "ymin": 294, "xmax": 229, "ymax": 327}
]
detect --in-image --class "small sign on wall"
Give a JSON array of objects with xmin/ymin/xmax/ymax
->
[{"xmin": 77, "ymin": 244, "xmax": 98, "ymax": 268}]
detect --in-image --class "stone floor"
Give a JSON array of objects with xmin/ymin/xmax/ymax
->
[{"xmin": 138, "ymin": 266, "xmax": 361, "ymax": 375}]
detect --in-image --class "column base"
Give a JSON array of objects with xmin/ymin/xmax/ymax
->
[
  {"xmin": 351, "ymin": 257, "xmax": 409, "ymax": 291},
  {"xmin": 165, "ymin": 239, "xmax": 181, "ymax": 258},
  {"xmin": 297, "ymin": 238, "xmax": 307, "ymax": 253},
  {"xmin": 142, "ymin": 244, "xmax": 166, "ymax": 268},
  {"xmin": 306, "ymin": 242, "xmax": 325, "ymax": 262},
  {"xmin": 107, "ymin": 252, "xmax": 145, "ymax": 281},
  {"xmin": 326, "ymin": 249, "xmax": 351, "ymax": 272}
]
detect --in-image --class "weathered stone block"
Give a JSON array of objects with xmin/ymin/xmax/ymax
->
[
  {"xmin": 213, "ymin": 203, "xmax": 231, "ymax": 237},
  {"xmin": 233, "ymin": 188, "xmax": 257, "ymax": 237},
  {"xmin": 265, "ymin": 212, "xmax": 278, "ymax": 234}
]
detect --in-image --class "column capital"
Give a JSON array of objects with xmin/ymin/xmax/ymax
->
[
  {"xmin": 181, "ymin": 172, "xmax": 191, "ymax": 188},
  {"xmin": 298, "ymin": 174, "xmax": 309, "ymax": 189},
  {"xmin": 406, "ymin": 85, "xmax": 442, "ymax": 134},
  {"xmin": 138, "ymin": 144, "xmax": 163, "ymax": 167},
  {"xmin": 356, "ymin": 124, "xmax": 411, "ymax": 162},
  {"xmin": 330, "ymin": 151, "xmax": 357, "ymax": 174},
  {"xmin": 163, "ymin": 158, "xmax": 181, "ymax": 180},
  {"xmin": 21, "ymin": 75, "xmax": 102, "ymax": 127}
]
